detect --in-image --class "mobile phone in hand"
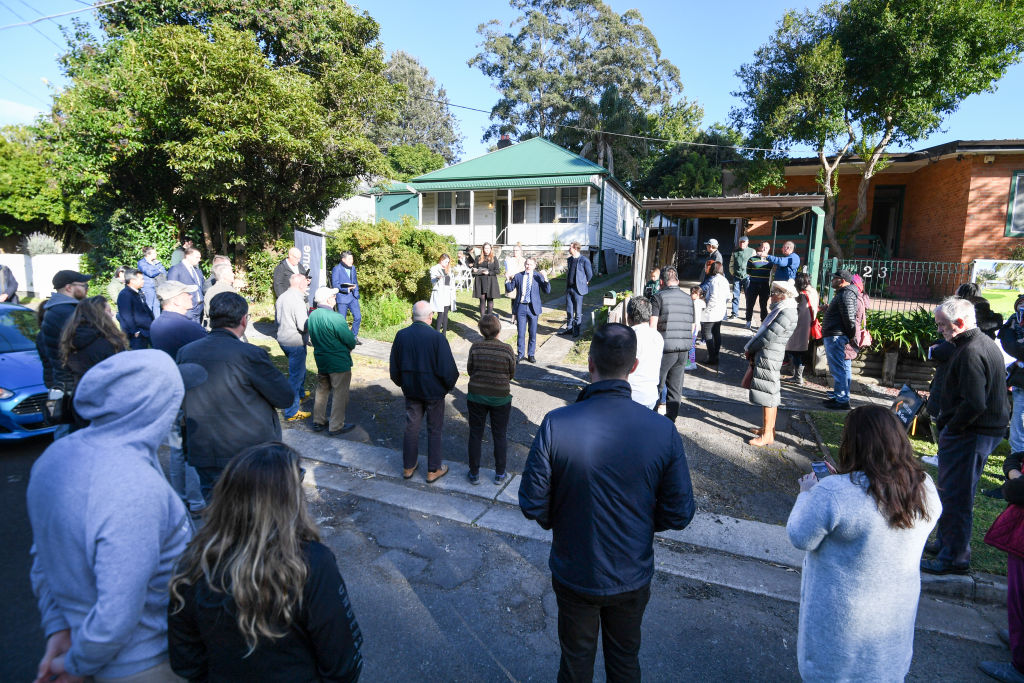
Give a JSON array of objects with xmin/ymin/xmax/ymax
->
[{"xmin": 811, "ymin": 461, "xmax": 832, "ymax": 479}]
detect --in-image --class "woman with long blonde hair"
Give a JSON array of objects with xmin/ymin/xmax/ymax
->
[{"xmin": 168, "ymin": 442, "xmax": 363, "ymax": 681}]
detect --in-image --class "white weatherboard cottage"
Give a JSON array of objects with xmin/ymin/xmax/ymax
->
[{"xmin": 374, "ymin": 138, "xmax": 642, "ymax": 266}]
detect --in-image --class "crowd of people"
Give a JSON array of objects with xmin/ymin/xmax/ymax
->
[{"xmin": 19, "ymin": 233, "xmax": 1024, "ymax": 682}]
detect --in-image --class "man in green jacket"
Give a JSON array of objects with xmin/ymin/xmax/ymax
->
[
  {"xmin": 307, "ymin": 286, "xmax": 357, "ymax": 435},
  {"xmin": 728, "ymin": 235, "xmax": 755, "ymax": 320}
]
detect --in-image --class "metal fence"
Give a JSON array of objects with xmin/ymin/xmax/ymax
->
[{"xmin": 819, "ymin": 257, "xmax": 973, "ymax": 315}]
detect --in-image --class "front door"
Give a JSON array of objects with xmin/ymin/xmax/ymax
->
[
  {"xmin": 495, "ymin": 200, "xmax": 508, "ymax": 245},
  {"xmin": 870, "ymin": 185, "xmax": 904, "ymax": 258}
]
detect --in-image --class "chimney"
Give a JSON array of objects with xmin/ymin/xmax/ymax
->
[{"xmin": 497, "ymin": 134, "xmax": 512, "ymax": 149}]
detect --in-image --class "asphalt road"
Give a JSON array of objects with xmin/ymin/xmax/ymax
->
[
  {"xmin": 1, "ymin": 434, "xmax": 1011, "ymax": 682},
  {"xmin": 1, "ymin": 435, "xmax": 47, "ymax": 682}
]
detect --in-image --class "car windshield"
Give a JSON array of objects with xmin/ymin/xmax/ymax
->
[{"xmin": 0, "ymin": 309, "xmax": 40, "ymax": 353}]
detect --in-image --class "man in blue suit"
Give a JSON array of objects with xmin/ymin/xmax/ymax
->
[
  {"xmin": 166, "ymin": 247, "xmax": 206, "ymax": 323},
  {"xmin": 331, "ymin": 250, "xmax": 362, "ymax": 344},
  {"xmin": 559, "ymin": 241, "xmax": 593, "ymax": 339},
  {"xmin": 506, "ymin": 257, "xmax": 551, "ymax": 363}
]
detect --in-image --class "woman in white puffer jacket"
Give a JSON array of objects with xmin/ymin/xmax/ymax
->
[{"xmin": 700, "ymin": 262, "xmax": 730, "ymax": 365}]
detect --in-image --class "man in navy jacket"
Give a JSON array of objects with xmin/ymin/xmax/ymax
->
[
  {"xmin": 389, "ymin": 301, "xmax": 459, "ymax": 483},
  {"xmin": 117, "ymin": 269, "xmax": 154, "ymax": 349},
  {"xmin": 519, "ymin": 323, "xmax": 695, "ymax": 681},
  {"xmin": 506, "ymin": 257, "xmax": 552, "ymax": 363},
  {"xmin": 559, "ymin": 241, "xmax": 593, "ymax": 339},
  {"xmin": 331, "ymin": 250, "xmax": 362, "ymax": 343}
]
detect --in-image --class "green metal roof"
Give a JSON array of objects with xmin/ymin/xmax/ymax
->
[
  {"xmin": 411, "ymin": 137, "xmax": 607, "ymax": 182},
  {"xmin": 411, "ymin": 175, "xmax": 599, "ymax": 192}
]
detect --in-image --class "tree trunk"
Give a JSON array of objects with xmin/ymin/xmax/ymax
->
[
  {"xmin": 199, "ymin": 201, "xmax": 214, "ymax": 256},
  {"xmin": 606, "ymin": 141, "xmax": 614, "ymax": 177},
  {"xmin": 816, "ymin": 125, "xmax": 857, "ymax": 259},
  {"xmin": 234, "ymin": 206, "xmax": 247, "ymax": 263},
  {"xmin": 849, "ymin": 124, "xmax": 895, "ymax": 240}
]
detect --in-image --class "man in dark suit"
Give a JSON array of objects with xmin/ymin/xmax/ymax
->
[
  {"xmin": 166, "ymin": 247, "xmax": 205, "ymax": 322},
  {"xmin": 506, "ymin": 257, "xmax": 552, "ymax": 363},
  {"xmin": 330, "ymin": 250, "xmax": 362, "ymax": 344},
  {"xmin": 389, "ymin": 301, "xmax": 459, "ymax": 483},
  {"xmin": 117, "ymin": 268, "xmax": 155, "ymax": 349},
  {"xmin": 273, "ymin": 247, "xmax": 309, "ymax": 300},
  {"xmin": 559, "ymin": 241, "xmax": 593, "ymax": 338},
  {"xmin": 176, "ymin": 292, "xmax": 294, "ymax": 499}
]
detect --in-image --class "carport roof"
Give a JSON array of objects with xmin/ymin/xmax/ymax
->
[{"xmin": 642, "ymin": 194, "xmax": 825, "ymax": 219}]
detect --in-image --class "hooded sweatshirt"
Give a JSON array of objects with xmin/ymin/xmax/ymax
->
[{"xmin": 27, "ymin": 350, "xmax": 192, "ymax": 679}]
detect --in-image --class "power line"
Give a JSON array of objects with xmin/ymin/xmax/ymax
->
[
  {"xmin": 0, "ymin": 0, "xmax": 63, "ymax": 49},
  {"xmin": 408, "ymin": 95, "xmax": 798, "ymax": 154},
  {"xmin": 0, "ymin": 72, "xmax": 49, "ymax": 107},
  {"xmin": 0, "ymin": 0, "xmax": 126, "ymax": 31}
]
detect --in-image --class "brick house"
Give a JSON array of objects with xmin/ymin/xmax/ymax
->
[{"xmin": 752, "ymin": 139, "xmax": 1024, "ymax": 263}]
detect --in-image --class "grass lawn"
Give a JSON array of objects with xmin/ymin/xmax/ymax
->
[
  {"xmin": 808, "ymin": 410, "xmax": 1009, "ymax": 575},
  {"xmin": 982, "ymin": 288, "xmax": 1021, "ymax": 318}
]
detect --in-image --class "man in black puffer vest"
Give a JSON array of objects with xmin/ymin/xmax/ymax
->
[
  {"xmin": 820, "ymin": 269, "xmax": 859, "ymax": 409},
  {"xmin": 36, "ymin": 270, "xmax": 92, "ymax": 440},
  {"xmin": 650, "ymin": 266, "xmax": 695, "ymax": 422}
]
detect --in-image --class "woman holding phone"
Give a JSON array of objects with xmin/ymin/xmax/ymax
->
[
  {"xmin": 787, "ymin": 406, "xmax": 939, "ymax": 682},
  {"xmin": 429, "ymin": 253, "xmax": 456, "ymax": 335}
]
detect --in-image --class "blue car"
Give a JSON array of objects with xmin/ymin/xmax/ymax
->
[{"xmin": 0, "ymin": 303, "xmax": 56, "ymax": 440}]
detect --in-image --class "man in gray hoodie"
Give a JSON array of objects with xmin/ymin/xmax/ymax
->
[{"xmin": 27, "ymin": 350, "xmax": 195, "ymax": 682}]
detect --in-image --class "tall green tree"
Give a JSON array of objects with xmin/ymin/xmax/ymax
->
[
  {"xmin": 385, "ymin": 144, "xmax": 446, "ymax": 181},
  {"xmin": 634, "ymin": 125, "xmax": 744, "ymax": 199},
  {"xmin": 0, "ymin": 125, "xmax": 87, "ymax": 243},
  {"xmin": 56, "ymin": 0, "xmax": 401, "ymax": 264},
  {"xmin": 373, "ymin": 51, "xmax": 463, "ymax": 164},
  {"xmin": 470, "ymin": 0, "xmax": 683, "ymax": 147},
  {"xmin": 733, "ymin": 0, "xmax": 1024, "ymax": 256}
]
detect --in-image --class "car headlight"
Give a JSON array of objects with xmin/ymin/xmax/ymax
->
[{"xmin": 0, "ymin": 387, "xmax": 13, "ymax": 400}]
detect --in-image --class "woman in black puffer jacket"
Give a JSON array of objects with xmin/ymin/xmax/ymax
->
[{"xmin": 58, "ymin": 295, "xmax": 129, "ymax": 429}]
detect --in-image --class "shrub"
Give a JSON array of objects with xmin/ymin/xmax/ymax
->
[
  {"xmin": 83, "ymin": 207, "xmax": 178, "ymax": 281},
  {"xmin": 360, "ymin": 294, "xmax": 410, "ymax": 331},
  {"xmin": 18, "ymin": 232, "xmax": 63, "ymax": 255},
  {"xmin": 244, "ymin": 238, "xmax": 290, "ymax": 302},
  {"xmin": 326, "ymin": 216, "xmax": 456, "ymax": 302},
  {"xmin": 865, "ymin": 307, "xmax": 936, "ymax": 359}
]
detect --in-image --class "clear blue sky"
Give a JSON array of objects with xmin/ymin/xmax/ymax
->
[{"xmin": 2, "ymin": 1, "xmax": 1022, "ymax": 162}]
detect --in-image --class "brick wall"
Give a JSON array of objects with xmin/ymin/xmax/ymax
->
[{"xmin": 767, "ymin": 154, "xmax": 1024, "ymax": 263}]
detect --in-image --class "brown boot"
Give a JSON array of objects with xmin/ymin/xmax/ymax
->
[{"xmin": 749, "ymin": 406, "xmax": 778, "ymax": 446}]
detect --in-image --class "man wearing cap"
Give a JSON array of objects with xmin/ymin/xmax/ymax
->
[
  {"xmin": 766, "ymin": 240, "xmax": 801, "ymax": 283},
  {"xmin": 37, "ymin": 269, "xmax": 92, "ymax": 398},
  {"xmin": 729, "ymin": 236, "xmax": 755, "ymax": 320},
  {"xmin": 151, "ymin": 280, "xmax": 207, "ymax": 358},
  {"xmin": 276, "ymin": 272, "xmax": 311, "ymax": 422},
  {"xmin": 307, "ymin": 286, "xmax": 357, "ymax": 435},
  {"xmin": 150, "ymin": 280, "xmax": 208, "ymax": 515},
  {"xmin": 821, "ymin": 270, "xmax": 859, "ymax": 409},
  {"xmin": 166, "ymin": 247, "xmax": 205, "ymax": 323},
  {"xmin": 702, "ymin": 239, "xmax": 723, "ymax": 285},
  {"xmin": 116, "ymin": 269, "xmax": 155, "ymax": 350}
]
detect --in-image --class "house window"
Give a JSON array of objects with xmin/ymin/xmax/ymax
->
[
  {"xmin": 540, "ymin": 188, "xmax": 556, "ymax": 223},
  {"xmin": 512, "ymin": 198, "xmax": 525, "ymax": 224},
  {"xmin": 560, "ymin": 187, "xmax": 579, "ymax": 221},
  {"xmin": 455, "ymin": 191, "xmax": 470, "ymax": 225},
  {"xmin": 1007, "ymin": 171, "xmax": 1024, "ymax": 236},
  {"xmin": 436, "ymin": 192, "xmax": 452, "ymax": 225}
]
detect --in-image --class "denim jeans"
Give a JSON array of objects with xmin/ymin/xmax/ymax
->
[
  {"xmin": 1012, "ymin": 386, "xmax": 1024, "ymax": 454},
  {"xmin": 280, "ymin": 344, "xmax": 307, "ymax": 418},
  {"xmin": 935, "ymin": 428, "xmax": 1003, "ymax": 566},
  {"xmin": 165, "ymin": 413, "xmax": 204, "ymax": 511},
  {"xmin": 823, "ymin": 335, "xmax": 851, "ymax": 404},
  {"xmin": 731, "ymin": 277, "xmax": 747, "ymax": 317}
]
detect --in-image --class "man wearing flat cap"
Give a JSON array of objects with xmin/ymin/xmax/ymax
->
[
  {"xmin": 307, "ymin": 286, "xmax": 357, "ymax": 435},
  {"xmin": 151, "ymin": 280, "xmax": 207, "ymax": 359},
  {"xmin": 820, "ymin": 269, "xmax": 859, "ymax": 409}
]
